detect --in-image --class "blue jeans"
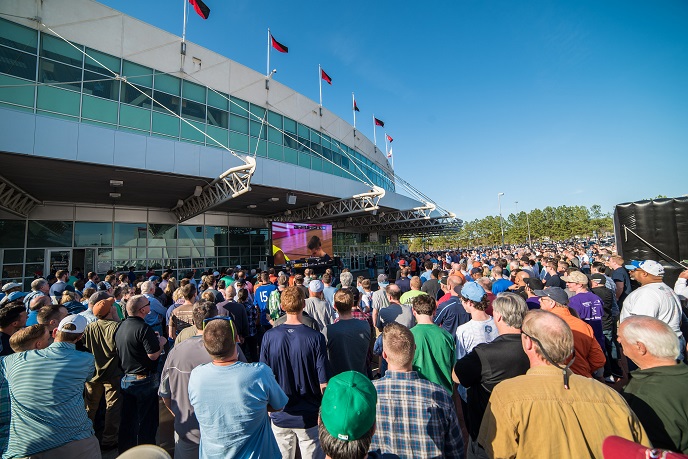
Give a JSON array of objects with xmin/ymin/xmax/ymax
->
[{"xmin": 118, "ymin": 374, "xmax": 159, "ymax": 454}]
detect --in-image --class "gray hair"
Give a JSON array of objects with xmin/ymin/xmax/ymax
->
[
  {"xmin": 140, "ymin": 280, "xmax": 155, "ymax": 294},
  {"xmin": 31, "ymin": 278, "xmax": 48, "ymax": 291},
  {"xmin": 492, "ymin": 292, "xmax": 528, "ymax": 329},
  {"xmin": 621, "ymin": 315, "xmax": 680, "ymax": 360},
  {"xmin": 340, "ymin": 272, "xmax": 353, "ymax": 288}
]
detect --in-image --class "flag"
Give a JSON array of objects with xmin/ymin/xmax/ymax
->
[
  {"xmin": 374, "ymin": 117, "xmax": 384, "ymax": 127},
  {"xmin": 189, "ymin": 0, "xmax": 210, "ymax": 19},
  {"xmin": 321, "ymin": 68, "xmax": 332, "ymax": 85},
  {"xmin": 387, "ymin": 147, "xmax": 393, "ymax": 158},
  {"xmin": 386, "ymin": 134, "xmax": 393, "ymax": 143},
  {"xmin": 353, "ymin": 100, "xmax": 360, "ymax": 112},
  {"xmin": 271, "ymin": 34, "xmax": 288, "ymax": 53}
]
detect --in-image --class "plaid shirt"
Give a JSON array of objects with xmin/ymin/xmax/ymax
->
[{"xmin": 371, "ymin": 370, "xmax": 464, "ymax": 459}]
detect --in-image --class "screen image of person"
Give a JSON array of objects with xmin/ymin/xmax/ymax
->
[{"xmin": 307, "ymin": 236, "xmax": 331, "ymax": 261}]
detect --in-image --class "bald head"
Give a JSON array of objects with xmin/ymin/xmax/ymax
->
[
  {"xmin": 30, "ymin": 295, "xmax": 52, "ymax": 311},
  {"xmin": 619, "ymin": 315, "xmax": 679, "ymax": 363},
  {"xmin": 522, "ymin": 310, "xmax": 574, "ymax": 365},
  {"xmin": 386, "ymin": 284, "xmax": 401, "ymax": 301}
]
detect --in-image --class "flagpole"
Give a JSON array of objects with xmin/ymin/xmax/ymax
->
[
  {"xmin": 372, "ymin": 114, "xmax": 377, "ymax": 147},
  {"xmin": 180, "ymin": 0, "xmax": 188, "ymax": 69},
  {"xmin": 384, "ymin": 132, "xmax": 388, "ymax": 157},
  {"xmin": 352, "ymin": 92, "xmax": 356, "ymax": 129},
  {"xmin": 266, "ymin": 28, "xmax": 270, "ymax": 77},
  {"xmin": 318, "ymin": 64, "xmax": 323, "ymax": 117}
]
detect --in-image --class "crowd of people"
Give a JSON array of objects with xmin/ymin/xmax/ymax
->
[{"xmin": 0, "ymin": 241, "xmax": 687, "ymax": 458}]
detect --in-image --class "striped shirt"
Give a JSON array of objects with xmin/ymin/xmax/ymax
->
[
  {"xmin": 371, "ymin": 370, "xmax": 465, "ymax": 458},
  {"xmin": 0, "ymin": 342, "xmax": 95, "ymax": 458}
]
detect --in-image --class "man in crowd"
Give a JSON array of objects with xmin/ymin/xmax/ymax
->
[
  {"xmin": 395, "ymin": 267, "xmax": 411, "ymax": 294},
  {"xmin": 254, "ymin": 272, "xmax": 277, "ymax": 335},
  {"xmin": 371, "ymin": 322, "xmax": 464, "ymax": 458},
  {"xmin": 141, "ymin": 280, "xmax": 167, "ymax": 334},
  {"xmin": 545, "ymin": 260, "xmax": 568, "ymax": 289},
  {"xmin": 82, "ymin": 295, "xmax": 122, "ymax": 450},
  {"xmin": 490, "ymin": 266, "xmax": 513, "ymax": 294},
  {"xmin": 0, "ymin": 314, "xmax": 101, "ymax": 458},
  {"xmin": 371, "ymin": 274, "xmax": 390, "ymax": 328},
  {"xmin": 563, "ymin": 270, "xmax": 605, "ymax": 352},
  {"xmin": 399, "ymin": 276, "xmax": 427, "ymax": 305},
  {"xmin": 620, "ymin": 315, "xmax": 688, "ymax": 453},
  {"xmin": 454, "ymin": 292, "xmax": 530, "ymax": 457},
  {"xmin": 621, "ymin": 260, "xmax": 685, "ymax": 357},
  {"xmin": 322, "ymin": 273, "xmax": 337, "ymax": 308},
  {"xmin": 0, "ymin": 304, "xmax": 27, "ymax": 356},
  {"xmin": 378, "ymin": 284, "xmax": 415, "ymax": 331},
  {"xmin": 534, "ymin": 287, "xmax": 606, "ymax": 378},
  {"xmin": 608, "ymin": 255, "xmax": 632, "ymax": 307},
  {"xmin": 37, "ymin": 304, "xmax": 69, "ymax": 344},
  {"xmin": 410, "ymin": 294, "xmax": 455, "ymax": 394},
  {"xmin": 169, "ymin": 283, "xmax": 197, "ymax": 340},
  {"xmin": 421, "ymin": 268, "xmax": 442, "ymax": 301},
  {"xmin": 189, "ymin": 315, "xmax": 288, "ymax": 457},
  {"xmin": 434, "ymin": 276, "xmax": 470, "ymax": 337},
  {"xmin": 49, "ymin": 269, "xmax": 69, "ymax": 303},
  {"xmin": 23, "ymin": 278, "xmax": 50, "ymax": 311},
  {"xmin": 478, "ymin": 309, "xmax": 649, "ymax": 458},
  {"xmin": 591, "ymin": 273, "xmax": 623, "ymax": 381},
  {"xmin": 324, "ymin": 289, "xmax": 372, "ymax": 377},
  {"xmin": 318, "ymin": 371, "xmax": 378, "ymax": 459},
  {"xmin": 305, "ymin": 280, "xmax": 335, "ymax": 330},
  {"xmin": 260, "ymin": 286, "xmax": 328, "ymax": 459},
  {"xmin": 114, "ymin": 294, "xmax": 167, "ymax": 453}
]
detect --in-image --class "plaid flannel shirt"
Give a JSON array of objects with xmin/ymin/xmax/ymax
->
[{"xmin": 371, "ymin": 370, "xmax": 464, "ymax": 458}]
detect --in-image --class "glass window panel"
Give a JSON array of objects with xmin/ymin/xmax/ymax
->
[
  {"xmin": 249, "ymin": 104, "xmax": 265, "ymax": 119},
  {"xmin": 283, "ymin": 133, "xmax": 298, "ymax": 149},
  {"xmin": 267, "ymin": 126, "xmax": 281, "ymax": 144},
  {"xmin": 297, "ymin": 136, "xmax": 310, "ymax": 153},
  {"xmin": 24, "ymin": 264, "xmax": 43, "ymax": 278},
  {"xmin": 310, "ymin": 129, "xmax": 321, "ymax": 145},
  {"xmin": 192, "ymin": 247, "xmax": 205, "ymax": 257},
  {"xmin": 3, "ymin": 249, "xmax": 23, "ymax": 264},
  {"xmin": 341, "ymin": 156, "xmax": 350, "ymax": 169},
  {"xmin": 178, "ymin": 247, "xmax": 191, "ymax": 257},
  {"xmin": 82, "ymin": 94, "xmax": 118, "ymax": 124},
  {"xmin": 298, "ymin": 151, "xmax": 311, "ymax": 168},
  {"xmin": 250, "ymin": 120, "xmax": 267, "ymax": 139},
  {"xmin": 229, "ymin": 114, "xmax": 248, "ymax": 133},
  {"xmin": 154, "ymin": 73, "xmax": 180, "ymax": 96},
  {"xmin": 267, "ymin": 110, "xmax": 282, "ymax": 128},
  {"xmin": 297, "ymin": 123, "xmax": 309, "ymax": 138},
  {"xmin": 114, "ymin": 247, "xmax": 130, "ymax": 259},
  {"xmin": 162, "ymin": 247, "xmax": 177, "ymax": 258},
  {"xmin": 178, "ymin": 225, "xmax": 204, "ymax": 246},
  {"xmin": 229, "ymin": 96, "xmax": 248, "ymax": 115},
  {"xmin": 205, "ymin": 226, "xmax": 228, "ymax": 246},
  {"xmin": 148, "ymin": 224, "xmax": 177, "ymax": 247},
  {"xmin": 0, "ymin": 74, "xmax": 34, "ymax": 108},
  {"xmin": 284, "ymin": 117, "xmax": 296, "ymax": 134},
  {"xmin": 25, "ymin": 249, "xmax": 44, "ymax": 263},
  {"xmin": 122, "ymin": 60, "xmax": 153, "ymax": 87},
  {"xmin": 40, "ymin": 34, "xmax": 82, "ymax": 67},
  {"xmin": 121, "ymin": 83, "xmax": 152, "ymax": 108},
  {"xmin": 322, "ymin": 134, "xmax": 331, "ymax": 149},
  {"xmin": 322, "ymin": 148, "xmax": 332, "ymax": 161},
  {"xmin": 114, "ymin": 223, "xmax": 148, "ymax": 246},
  {"xmin": 333, "ymin": 151, "xmax": 342, "ymax": 166},
  {"xmin": 83, "ymin": 70, "xmax": 119, "ymax": 100},
  {"xmin": 2, "ymin": 265, "xmax": 22, "ymax": 280},
  {"xmin": 207, "ymin": 106, "xmax": 228, "ymax": 129},
  {"xmin": 0, "ymin": 46, "xmax": 36, "ymax": 80},
  {"xmin": 74, "ymin": 222, "xmax": 112, "ymax": 247},
  {"xmin": 205, "ymin": 257, "xmax": 217, "ymax": 267},
  {"xmin": 0, "ymin": 18, "xmax": 38, "ymax": 52},
  {"xmin": 36, "ymin": 85, "xmax": 80, "ymax": 116},
  {"xmin": 182, "ymin": 80, "xmax": 205, "ymax": 102},
  {"xmin": 181, "ymin": 119, "xmax": 205, "ymax": 143},
  {"xmin": 152, "ymin": 91, "xmax": 180, "ymax": 114},
  {"xmin": 207, "ymin": 90, "xmax": 228, "ymax": 110},
  {"xmin": 267, "ymin": 142, "xmax": 283, "ymax": 161},
  {"xmin": 311, "ymin": 157, "xmax": 323, "ymax": 171},
  {"xmin": 181, "ymin": 98, "xmax": 205, "ymax": 123},
  {"xmin": 84, "ymin": 48, "xmax": 120, "ymax": 73},
  {"xmin": 322, "ymin": 160, "xmax": 333, "ymax": 174},
  {"xmin": 311, "ymin": 143, "xmax": 322, "ymax": 155},
  {"xmin": 38, "ymin": 58, "xmax": 81, "ymax": 91},
  {"xmin": 284, "ymin": 147, "xmax": 298, "ymax": 165},
  {"xmin": 152, "ymin": 111, "xmax": 179, "ymax": 137},
  {"xmin": 206, "ymin": 125, "xmax": 228, "ymax": 148},
  {"xmin": 0, "ymin": 220, "xmax": 25, "ymax": 248},
  {"xmin": 249, "ymin": 137, "xmax": 266, "ymax": 157},
  {"xmin": 119, "ymin": 103, "xmax": 151, "ymax": 131},
  {"xmin": 229, "ymin": 131, "xmax": 248, "ymax": 152},
  {"xmin": 27, "ymin": 221, "xmax": 73, "ymax": 247},
  {"xmin": 147, "ymin": 248, "xmax": 162, "ymax": 258},
  {"xmin": 178, "ymin": 258, "xmax": 191, "ymax": 269}
]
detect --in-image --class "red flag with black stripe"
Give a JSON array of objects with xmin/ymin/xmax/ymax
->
[
  {"xmin": 386, "ymin": 134, "xmax": 393, "ymax": 142},
  {"xmin": 189, "ymin": 0, "xmax": 210, "ymax": 19},
  {"xmin": 353, "ymin": 100, "xmax": 360, "ymax": 112},
  {"xmin": 271, "ymin": 35, "xmax": 288, "ymax": 53},
  {"xmin": 321, "ymin": 68, "xmax": 332, "ymax": 85},
  {"xmin": 374, "ymin": 117, "xmax": 384, "ymax": 127}
]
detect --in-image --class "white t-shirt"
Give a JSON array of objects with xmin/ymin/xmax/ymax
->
[
  {"xmin": 620, "ymin": 282, "xmax": 683, "ymax": 336},
  {"xmin": 455, "ymin": 316, "xmax": 499, "ymax": 360}
]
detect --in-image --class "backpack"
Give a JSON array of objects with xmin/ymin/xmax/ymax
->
[{"xmin": 268, "ymin": 289, "xmax": 281, "ymax": 321}]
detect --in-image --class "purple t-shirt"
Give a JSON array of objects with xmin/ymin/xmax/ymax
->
[{"xmin": 569, "ymin": 291, "xmax": 605, "ymax": 350}]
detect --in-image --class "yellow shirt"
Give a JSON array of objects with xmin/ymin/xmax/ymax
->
[{"xmin": 478, "ymin": 365, "xmax": 650, "ymax": 458}]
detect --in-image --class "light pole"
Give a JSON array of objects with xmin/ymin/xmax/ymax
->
[
  {"xmin": 498, "ymin": 192, "xmax": 505, "ymax": 247},
  {"xmin": 526, "ymin": 212, "xmax": 532, "ymax": 246}
]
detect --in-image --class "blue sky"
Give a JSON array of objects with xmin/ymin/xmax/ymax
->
[{"xmin": 100, "ymin": 0, "xmax": 688, "ymax": 221}]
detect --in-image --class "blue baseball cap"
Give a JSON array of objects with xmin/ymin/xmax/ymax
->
[
  {"xmin": 7, "ymin": 291, "xmax": 28, "ymax": 302},
  {"xmin": 461, "ymin": 282, "xmax": 486, "ymax": 302}
]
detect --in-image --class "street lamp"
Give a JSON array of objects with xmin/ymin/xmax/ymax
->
[
  {"xmin": 526, "ymin": 212, "xmax": 532, "ymax": 246},
  {"xmin": 498, "ymin": 192, "xmax": 505, "ymax": 247}
]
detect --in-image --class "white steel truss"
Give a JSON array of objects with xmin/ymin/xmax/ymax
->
[
  {"xmin": 270, "ymin": 187, "xmax": 386, "ymax": 222},
  {"xmin": 172, "ymin": 157, "xmax": 256, "ymax": 223},
  {"xmin": 0, "ymin": 175, "xmax": 41, "ymax": 217}
]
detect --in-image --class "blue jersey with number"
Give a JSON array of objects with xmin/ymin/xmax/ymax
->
[{"xmin": 254, "ymin": 284, "xmax": 277, "ymax": 326}]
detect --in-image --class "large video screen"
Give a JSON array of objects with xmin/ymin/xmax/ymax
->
[{"xmin": 271, "ymin": 222, "xmax": 333, "ymax": 267}]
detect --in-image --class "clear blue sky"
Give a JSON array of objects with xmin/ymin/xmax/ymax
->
[{"xmin": 100, "ymin": 0, "xmax": 688, "ymax": 221}]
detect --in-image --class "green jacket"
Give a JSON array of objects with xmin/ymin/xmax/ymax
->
[{"xmin": 623, "ymin": 363, "xmax": 688, "ymax": 453}]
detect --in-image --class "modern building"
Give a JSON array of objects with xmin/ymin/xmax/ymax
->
[{"xmin": 0, "ymin": 0, "xmax": 459, "ymax": 288}]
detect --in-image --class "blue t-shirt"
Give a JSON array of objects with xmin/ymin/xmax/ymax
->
[
  {"xmin": 260, "ymin": 324, "xmax": 328, "ymax": 429},
  {"xmin": 434, "ymin": 297, "xmax": 470, "ymax": 337},
  {"xmin": 188, "ymin": 361, "xmax": 288, "ymax": 459},
  {"xmin": 492, "ymin": 279, "xmax": 514, "ymax": 294},
  {"xmin": 254, "ymin": 284, "xmax": 277, "ymax": 326}
]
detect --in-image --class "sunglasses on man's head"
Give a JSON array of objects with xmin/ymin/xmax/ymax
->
[{"xmin": 203, "ymin": 315, "xmax": 233, "ymax": 329}]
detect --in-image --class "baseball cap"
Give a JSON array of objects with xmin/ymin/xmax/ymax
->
[
  {"xmin": 602, "ymin": 436, "xmax": 688, "ymax": 459},
  {"xmin": 377, "ymin": 274, "xmax": 389, "ymax": 285},
  {"xmin": 470, "ymin": 267, "xmax": 482, "ymax": 275},
  {"xmin": 398, "ymin": 259, "xmax": 406, "ymax": 266},
  {"xmin": 625, "ymin": 260, "xmax": 664, "ymax": 277},
  {"xmin": 97, "ymin": 281, "xmax": 112, "ymax": 291},
  {"xmin": 7, "ymin": 291, "xmax": 28, "ymax": 302},
  {"xmin": 92, "ymin": 297, "xmax": 116, "ymax": 318},
  {"xmin": 460, "ymin": 282, "xmax": 486, "ymax": 302},
  {"xmin": 534, "ymin": 287, "xmax": 569, "ymax": 306},
  {"xmin": 149, "ymin": 276, "xmax": 161, "ymax": 282},
  {"xmin": 63, "ymin": 284, "xmax": 76, "ymax": 293},
  {"xmin": 56, "ymin": 314, "xmax": 88, "ymax": 334},
  {"xmin": 590, "ymin": 274, "xmax": 606, "ymax": 285},
  {"xmin": 309, "ymin": 280, "xmax": 324, "ymax": 293},
  {"xmin": 320, "ymin": 371, "xmax": 377, "ymax": 441},
  {"xmin": 1, "ymin": 282, "xmax": 21, "ymax": 292},
  {"xmin": 472, "ymin": 261, "xmax": 481, "ymax": 268},
  {"xmin": 213, "ymin": 271, "xmax": 220, "ymax": 277},
  {"xmin": 235, "ymin": 265, "xmax": 242, "ymax": 270},
  {"xmin": 523, "ymin": 277, "xmax": 544, "ymax": 291},
  {"xmin": 560, "ymin": 271, "xmax": 589, "ymax": 285}
]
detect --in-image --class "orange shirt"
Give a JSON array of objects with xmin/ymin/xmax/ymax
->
[{"xmin": 549, "ymin": 307, "xmax": 606, "ymax": 378}]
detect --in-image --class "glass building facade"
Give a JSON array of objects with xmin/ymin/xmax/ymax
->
[{"xmin": 0, "ymin": 18, "xmax": 394, "ymax": 191}]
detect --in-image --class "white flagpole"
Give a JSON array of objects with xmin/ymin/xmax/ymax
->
[
  {"xmin": 384, "ymin": 132, "xmax": 388, "ymax": 157},
  {"xmin": 319, "ymin": 65, "xmax": 323, "ymax": 116},
  {"xmin": 352, "ymin": 92, "xmax": 356, "ymax": 129},
  {"xmin": 267, "ymin": 28, "xmax": 271, "ymax": 77},
  {"xmin": 180, "ymin": 0, "xmax": 188, "ymax": 69},
  {"xmin": 372, "ymin": 114, "xmax": 377, "ymax": 147},
  {"xmin": 182, "ymin": 0, "xmax": 188, "ymax": 45},
  {"xmin": 390, "ymin": 146, "xmax": 394, "ymax": 169}
]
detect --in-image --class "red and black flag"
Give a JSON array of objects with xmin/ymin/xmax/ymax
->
[
  {"xmin": 321, "ymin": 68, "xmax": 332, "ymax": 85},
  {"xmin": 271, "ymin": 34, "xmax": 288, "ymax": 53},
  {"xmin": 374, "ymin": 117, "xmax": 384, "ymax": 127},
  {"xmin": 189, "ymin": 0, "xmax": 210, "ymax": 19},
  {"xmin": 386, "ymin": 134, "xmax": 393, "ymax": 143},
  {"xmin": 353, "ymin": 100, "xmax": 360, "ymax": 112}
]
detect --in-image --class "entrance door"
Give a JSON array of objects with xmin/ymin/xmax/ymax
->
[{"xmin": 46, "ymin": 249, "xmax": 71, "ymax": 276}]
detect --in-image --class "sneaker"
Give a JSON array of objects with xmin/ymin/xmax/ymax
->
[{"xmin": 604, "ymin": 376, "xmax": 615, "ymax": 384}]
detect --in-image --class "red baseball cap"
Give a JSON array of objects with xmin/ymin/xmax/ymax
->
[{"xmin": 602, "ymin": 436, "xmax": 688, "ymax": 459}]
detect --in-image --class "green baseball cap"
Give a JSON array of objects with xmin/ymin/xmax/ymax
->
[{"xmin": 320, "ymin": 371, "xmax": 377, "ymax": 441}]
